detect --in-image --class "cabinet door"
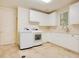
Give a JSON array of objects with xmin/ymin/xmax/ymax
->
[
  {"xmin": 30, "ymin": 10, "xmax": 41, "ymax": 22},
  {"xmin": 69, "ymin": 2, "xmax": 79, "ymax": 25},
  {"xmin": 42, "ymin": 32, "xmax": 49, "ymax": 42},
  {"xmin": 18, "ymin": 7, "xmax": 29, "ymax": 32},
  {"xmin": 68, "ymin": 36, "xmax": 79, "ymax": 52},
  {"xmin": 40, "ymin": 12, "xmax": 58, "ymax": 26},
  {"xmin": 48, "ymin": 33, "xmax": 63, "ymax": 44},
  {"xmin": 39, "ymin": 13, "xmax": 48, "ymax": 26},
  {"xmin": 30, "ymin": 10, "xmax": 48, "ymax": 22},
  {"xmin": 39, "ymin": 13, "xmax": 49, "ymax": 26},
  {"xmin": 48, "ymin": 12, "xmax": 58, "ymax": 26},
  {"xmin": 48, "ymin": 33, "xmax": 79, "ymax": 52}
]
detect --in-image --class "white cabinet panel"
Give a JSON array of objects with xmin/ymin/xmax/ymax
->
[
  {"xmin": 39, "ymin": 16, "xmax": 49, "ymax": 26},
  {"xmin": 30, "ymin": 10, "xmax": 48, "ymax": 23},
  {"xmin": 30, "ymin": 10, "xmax": 50, "ymax": 26},
  {"xmin": 48, "ymin": 33, "xmax": 59, "ymax": 43},
  {"xmin": 30, "ymin": 10, "xmax": 58, "ymax": 26},
  {"xmin": 30, "ymin": 10, "xmax": 43, "ymax": 22},
  {"xmin": 30, "ymin": 10, "xmax": 38, "ymax": 22},
  {"xmin": 70, "ymin": 36, "xmax": 79, "ymax": 52},
  {"xmin": 69, "ymin": 2, "xmax": 79, "ymax": 25},
  {"xmin": 48, "ymin": 12, "xmax": 58, "ymax": 26},
  {"xmin": 48, "ymin": 33, "xmax": 79, "ymax": 53},
  {"xmin": 40, "ymin": 12, "xmax": 58, "ymax": 26},
  {"xmin": 38, "ymin": 13, "xmax": 49, "ymax": 26},
  {"xmin": 42, "ymin": 32, "xmax": 49, "ymax": 42}
]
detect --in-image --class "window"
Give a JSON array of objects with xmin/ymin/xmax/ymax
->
[{"xmin": 60, "ymin": 11, "xmax": 68, "ymax": 27}]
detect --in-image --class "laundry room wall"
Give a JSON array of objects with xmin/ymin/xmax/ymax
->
[{"xmin": 0, "ymin": 7, "xmax": 16, "ymax": 45}]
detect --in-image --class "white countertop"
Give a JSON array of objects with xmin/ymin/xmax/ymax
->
[{"xmin": 41, "ymin": 31, "xmax": 79, "ymax": 35}]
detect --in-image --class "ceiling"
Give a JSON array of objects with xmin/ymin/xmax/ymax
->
[{"xmin": 0, "ymin": 0, "xmax": 78, "ymax": 13}]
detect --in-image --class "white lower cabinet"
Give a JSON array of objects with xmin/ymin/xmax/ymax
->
[
  {"xmin": 42, "ymin": 32, "xmax": 49, "ymax": 43},
  {"xmin": 68, "ymin": 36, "xmax": 79, "ymax": 52},
  {"xmin": 47, "ymin": 33, "xmax": 79, "ymax": 53}
]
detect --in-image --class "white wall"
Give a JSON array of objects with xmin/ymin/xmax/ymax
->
[
  {"xmin": 18, "ymin": 7, "xmax": 29, "ymax": 32},
  {"xmin": 68, "ymin": 25, "xmax": 79, "ymax": 34},
  {"xmin": 0, "ymin": 7, "xmax": 16, "ymax": 45}
]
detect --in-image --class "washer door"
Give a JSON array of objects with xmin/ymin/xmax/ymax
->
[{"xmin": 35, "ymin": 34, "xmax": 41, "ymax": 40}]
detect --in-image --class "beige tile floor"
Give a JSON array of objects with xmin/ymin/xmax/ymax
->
[{"xmin": 0, "ymin": 43, "xmax": 79, "ymax": 58}]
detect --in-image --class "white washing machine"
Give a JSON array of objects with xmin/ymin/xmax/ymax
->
[{"xmin": 19, "ymin": 31, "xmax": 42, "ymax": 49}]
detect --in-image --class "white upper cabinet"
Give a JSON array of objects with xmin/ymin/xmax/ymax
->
[
  {"xmin": 18, "ymin": 7, "xmax": 29, "ymax": 32},
  {"xmin": 48, "ymin": 12, "xmax": 58, "ymax": 26},
  {"xmin": 39, "ymin": 13, "xmax": 49, "ymax": 26},
  {"xmin": 30, "ymin": 10, "xmax": 58, "ymax": 26},
  {"xmin": 69, "ymin": 2, "xmax": 79, "ymax": 25},
  {"xmin": 30, "ymin": 10, "xmax": 47, "ymax": 22},
  {"xmin": 40, "ymin": 12, "xmax": 58, "ymax": 26}
]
